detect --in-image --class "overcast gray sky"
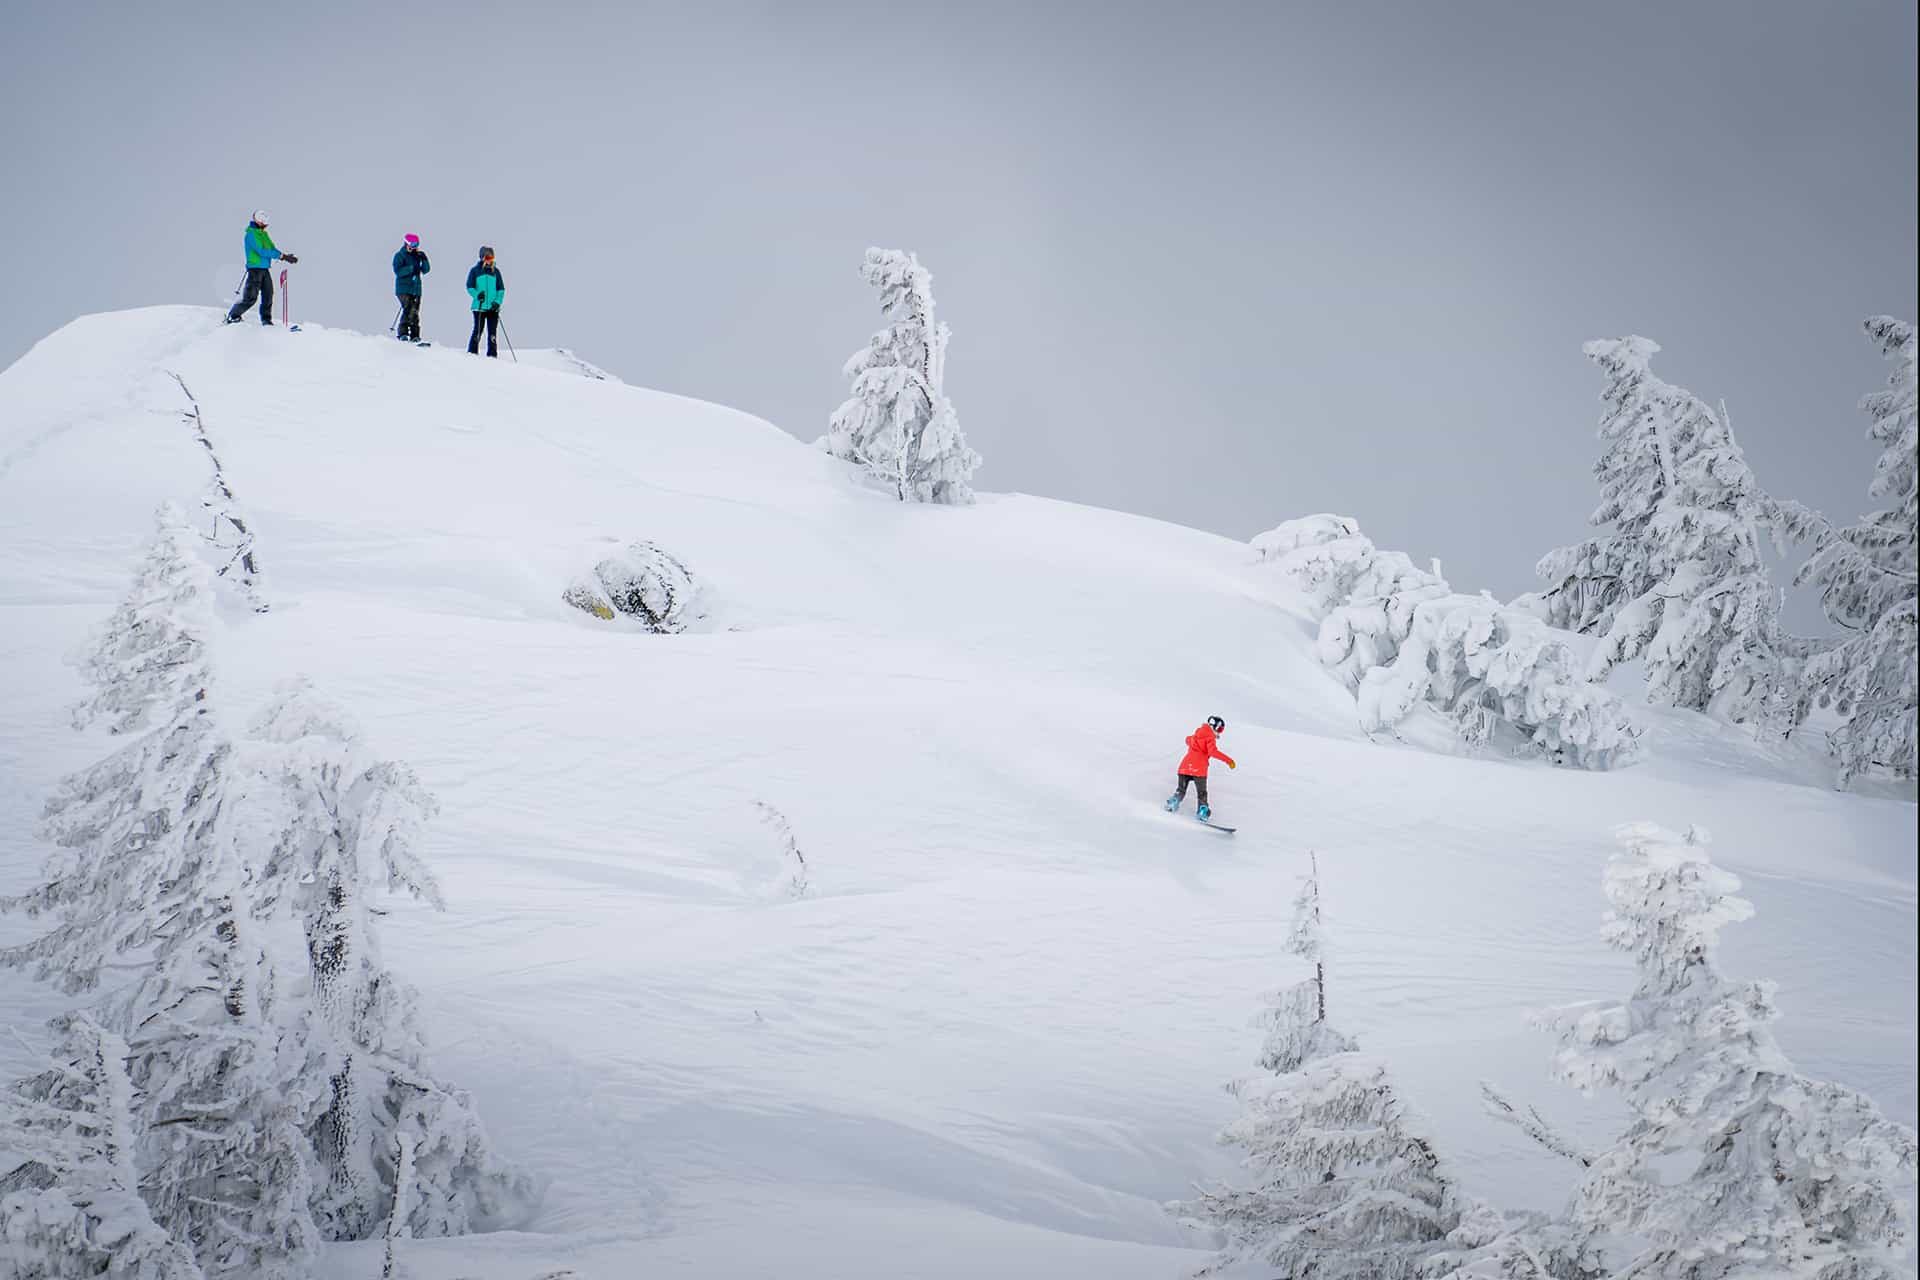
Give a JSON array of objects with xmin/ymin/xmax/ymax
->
[{"xmin": 3, "ymin": 1, "xmax": 1913, "ymax": 607}]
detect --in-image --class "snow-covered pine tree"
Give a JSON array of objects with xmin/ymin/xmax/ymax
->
[
  {"xmin": 0, "ymin": 507, "xmax": 325, "ymax": 1278},
  {"xmin": 0, "ymin": 1013, "xmax": 205, "ymax": 1280},
  {"xmin": 118, "ymin": 785, "xmax": 322, "ymax": 1280},
  {"xmin": 1539, "ymin": 823, "xmax": 1919, "ymax": 1277},
  {"xmin": 1255, "ymin": 516, "xmax": 1640, "ymax": 768},
  {"xmin": 243, "ymin": 679, "xmax": 530, "ymax": 1242},
  {"xmin": 824, "ymin": 247, "xmax": 980, "ymax": 504},
  {"xmin": 1171, "ymin": 855, "xmax": 1458, "ymax": 1278},
  {"xmin": 1534, "ymin": 339, "xmax": 1799, "ymax": 724},
  {"xmin": 1794, "ymin": 316, "xmax": 1919, "ymax": 786}
]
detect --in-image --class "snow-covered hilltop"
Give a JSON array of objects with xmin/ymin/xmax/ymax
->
[{"xmin": 0, "ymin": 307, "xmax": 1913, "ymax": 1278}]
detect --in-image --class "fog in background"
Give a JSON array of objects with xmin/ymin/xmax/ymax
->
[{"xmin": 3, "ymin": 0, "xmax": 1914, "ymax": 613}]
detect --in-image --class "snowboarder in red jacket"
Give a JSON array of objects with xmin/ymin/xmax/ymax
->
[{"xmin": 1166, "ymin": 716, "xmax": 1235, "ymax": 821}]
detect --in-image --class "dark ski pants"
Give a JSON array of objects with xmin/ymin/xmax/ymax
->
[
  {"xmin": 397, "ymin": 294, "xmax": 421, "ymax": 341},
  {"xmin": 228, "ymin": 268, "xmax": 275, "ymax": 324},
  {"xmin": 468, "ymin": 308, "xmax": 499, "ymax": 357},
  {"xmin": 1173, "ymin": 773, "xmax": 1209, "ymax": 808}
]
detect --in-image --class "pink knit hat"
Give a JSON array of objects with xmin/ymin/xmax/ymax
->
[{"xmin": 404, "ymin": 233, "xmax": 420, "ymax": 246}]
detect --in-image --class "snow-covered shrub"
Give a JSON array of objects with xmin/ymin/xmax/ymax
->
[
  {"xmin": 564, "ymin": 541, "xmax": 705, "ymax": 633},
  {"xmin": 1171, "ymin": 857, "xmax": 1458, "ymax": 1277},
  {"xmin": 1255, "ymin": 515, "xmax": 1639, "ymax": 768},
  {"xmin": 1532, "ymin": 823, "xmax": 1920, "ymax": 1276},
  {"xmin": 1251, "ymin": 513, "xmax": 1380, "ymax": 619},
  {"xmin": 1534, "ymin": 338, "xmax": 1803, "ymax": 725},
  {"xmin": 0, "ymin": 1014, "xmax": 206, "ymax": 1279},
  {"xmin": 169, "ymin": 373, "xmax": 266, "ymax": 612},
  {"xmin": 823, "ymin": 247, "xmax": 980, "ymax": 505},
  {"xmin": 1356, "ymin": 598, "xmax": 1640, "ymax": 769},
  {"xmin": 1795, "ymin": 316, "xmax": 1918, "ymax": 786},
  {"xmin": 1419, "ymin": 1202, "xmax": 1571, "ymax": 1280},
  {"xmin": 753, "ymin": 802, "xmax": 812, "ymax": 900}
]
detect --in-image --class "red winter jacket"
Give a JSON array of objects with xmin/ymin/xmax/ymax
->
[{"xmin": 1178, "ymin": 724, "xmax": 1235, "ymax": 777}]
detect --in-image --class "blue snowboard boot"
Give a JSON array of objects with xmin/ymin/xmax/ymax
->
[
  {"xmin": 1197, "ymin": 804, "xmax": 1212, "ymax": 822},
  {"xmin": 1164, "ymin": 794, "xmax": 1181, "ymax": 813}
]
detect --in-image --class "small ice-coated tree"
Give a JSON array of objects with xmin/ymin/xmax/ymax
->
[
  {"xmin": 824, "ymin": 247, "xmax": 980, "ymax": 505},
  {"xmin": 1170, "ymin": 854, "xmax": 1458, "ymax": 1278},
  {"xmin": 1538, "ymin": 823, "xmax": 1919, "ymax": 1277}
]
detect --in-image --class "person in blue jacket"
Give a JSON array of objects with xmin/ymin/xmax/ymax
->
[
  {"xmin": 392, "ymin": 234, "xmax": 430, "ymax": 341},
  {"xmin": 224, "ymin": 210, "xmax": 297, "ymax": 325},
  {"xmin": 466, "ymin": 246, "xmax": 505, "ymax": 356}
]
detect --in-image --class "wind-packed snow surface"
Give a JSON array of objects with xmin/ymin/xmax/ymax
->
[{"xmin": 1, "ymin": 307, "xmax": 1913, "ymax": 1278}]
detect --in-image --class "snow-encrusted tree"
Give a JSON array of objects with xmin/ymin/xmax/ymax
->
[
  {"xmin": 243, "ymin": 679, "xmax": 530, "ymax": 1242},
  {"xmin": 1171, "ymin": 855, "xmax": 1458, "ymax": 1277},
  {"xmin": 1537, "ymin": 823, "xmax": 1919, "ymax": 1277},
  {"xmin": 1534, "ymin": 339, "xmax": 1803, "ymax": 725},
  {"xmin": 0, "ymin": 507, "xmax": 325, "ymax": 1278},
  {"xmin": 824, "ymin": 247, "xmax": 980, "ymax": 504},
  {"xmin": 1795, "ymin": 316, "xmax": 1918, "ymax": 786},
  {"xmin": 0, "ymin": 1014, "xmax": 205, "ymax": 1279},
  {"xmin": 1256, "ymin": 515, "xmax": 1640, "ymax": 769}
]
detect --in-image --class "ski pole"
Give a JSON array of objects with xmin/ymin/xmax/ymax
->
[
  {"xmin": 390, "ymin": 303, "xmax": 403, "ymax": 335},
  {"xmin": 279, "ymin": 268, "xmax": 289, "ymax": 327},
  {"xmin": 499, "ymin": 317, "xmax": 517, "ymax": 363}
]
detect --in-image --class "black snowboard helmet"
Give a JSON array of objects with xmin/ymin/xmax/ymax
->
[{"xmin": 1206, "ymin": 716, "xmax": 1226, "ymax": 732}]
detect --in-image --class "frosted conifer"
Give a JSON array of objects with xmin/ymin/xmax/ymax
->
[
  {"xmin": 1539, "ymin": 823, "xmax": 1919, "ymax": 1276},
  {"xmin": 824, "ymin": 247, "xmax": 980, "ymax": 504},
  {"xmin": 1795, "ymin": 317, "xmax": 1918, "ymax": 785},
  {"xmin": 1171, "ymin": 856, "xmax": 1457, "ymax": 1277},
  {"xmin": 1535, "ymin": 340, "xmax": 1800, "ymax": 724},
  {"xmin": 243, "ymin": 680, "xmax": 529, "ymax": 1241}
]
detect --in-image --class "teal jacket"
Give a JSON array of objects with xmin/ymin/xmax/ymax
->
[
  {"xmin": 466, "ymin": 261, "xmax": 504, "ymax": 312},
  {"xmin": 244, "ymin": 222, "xmax": 282, "ymax": 270}
]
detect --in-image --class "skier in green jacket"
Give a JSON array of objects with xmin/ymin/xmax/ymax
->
[
  {"xmin": 224, "ymin": 210, "xmax": 298, "ymax": 325},
  {"xmin": 466, "ymin": 246, "xmax": 505, "ymax": 357}
]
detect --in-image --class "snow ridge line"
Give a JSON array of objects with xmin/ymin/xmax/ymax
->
[{"xmin": 167, "ymin": 370, "xmax": 267, "ymax": 611}]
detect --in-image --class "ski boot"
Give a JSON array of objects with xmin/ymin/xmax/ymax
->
[
  {"xmin": 1197, "ymin": 804, "xmax": 1212, "ymax": 822},
  {"xmin": 1164, "ymin": 795, "xmax": 1180, "ymax": 813}
]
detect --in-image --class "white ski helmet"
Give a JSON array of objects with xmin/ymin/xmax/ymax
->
[{"xmin": 252, "ymin": 209, "xmax": 271, "ymax": 225}]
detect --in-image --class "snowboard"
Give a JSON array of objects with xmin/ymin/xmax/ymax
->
[{"xmin": 1159, "ymin": 807, "xmax": 1235, "ymax": 835}]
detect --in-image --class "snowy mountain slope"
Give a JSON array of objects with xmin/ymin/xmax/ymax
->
[{"xmin": 1, "ymin": 307, "xmax": 1913, "ymax": 1279}]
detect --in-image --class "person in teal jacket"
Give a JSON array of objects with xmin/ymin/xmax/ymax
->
[
  {"xmin": 224, "ymin": 210, "xmax": 298, "ymax": 325},
  {"xmin": 466, "ymin": 245, "xmax": 505, "ymax": 357}
]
